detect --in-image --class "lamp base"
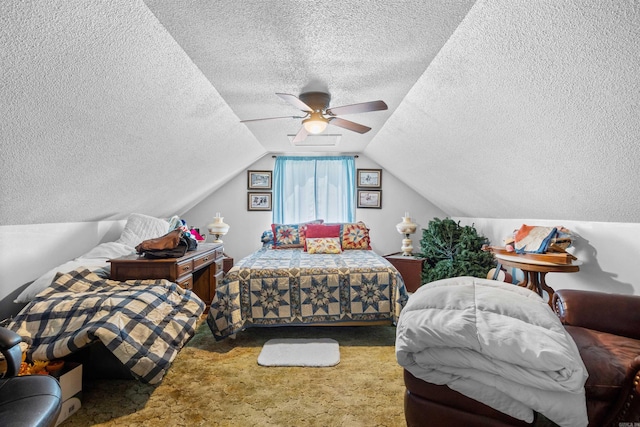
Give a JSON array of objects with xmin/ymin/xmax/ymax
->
[
  {"xmin": 210, "ymin": 233, "xmax": 225, "ymax": 243},
  {"xmin": 401, "ymin": 236, "xmax": 414, "ymax": 256},
  {"xmin": 396, "ymin": 216, "xmax": 417, "ymax": 256}
]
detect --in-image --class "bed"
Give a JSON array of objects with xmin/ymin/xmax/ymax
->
[
  {"xmin": 8, "ymin": 213, "xmax": 205, "ymax": 384},
  {"xmin": 207, "ymin": 222, "xmax": 409, "ymax": 340}
]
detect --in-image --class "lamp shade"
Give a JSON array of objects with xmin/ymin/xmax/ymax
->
[
  {"xmin": 207, "ymin": 212, "xmax": 230, "ymax": 243},
  {"xmin": 302, "ymin": 112, "xmax": 329, "ymax": 134},
  {"xmin": 396, "ymin": 214, "xmax": 417, "ymax": 235}
]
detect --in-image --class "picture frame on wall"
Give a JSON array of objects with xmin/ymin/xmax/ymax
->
[
  {"xmin": 357, "ymin": 190, "xmax": 382, "ymax": 209},
  {"xmin": 248, "ymin": 170, "xmax": 272, "ymax": 190},
  {"xmin": 357, "ymin": 169, "xmax": 382, "ymax": 188},
  {"xmin": 248, "ymin": 192, "xmax": 272, "ymax": 211}
]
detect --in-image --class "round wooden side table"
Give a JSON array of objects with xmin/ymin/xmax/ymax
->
[{"xmin": 494, "ymin": 254, "xmax": 580, "ymax": 305}]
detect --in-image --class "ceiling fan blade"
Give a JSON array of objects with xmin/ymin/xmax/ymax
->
[
  {"xmin": 240, "ymin": 115, "xmax": 303, "ymax": 123},
  {"xmin": 276, "ymin": 93, "xmax": 314, "ymax": 112},
  {"xmin": 292, "ymin": 126, "xmax": 309, "ymax": 143},
  {"xmin": 328, "ymin": 117, "xmax": 371, "ymax": 134},
  {"xmin": 326, "ymin": 100, "xmax": 388, "ymax": 116}
]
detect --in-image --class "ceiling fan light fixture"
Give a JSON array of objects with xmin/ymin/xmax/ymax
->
[
  {"xmin": 244, "ymin": 92, "xmax": 386, "ymax": 143},
  {"xmin": 302, "ymin": 112, "xmax": 329, "ymax": 134}
]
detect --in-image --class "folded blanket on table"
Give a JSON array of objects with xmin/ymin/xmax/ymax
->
[{"xmin": 395, "ymin": 276, "xmax": 588, "ymax": 427}]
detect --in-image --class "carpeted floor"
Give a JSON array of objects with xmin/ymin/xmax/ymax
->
[{"xmin": 60, "ymin": 321, "xmax": 406, "ymax": 426}]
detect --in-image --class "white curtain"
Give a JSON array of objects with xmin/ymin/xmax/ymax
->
[{"xmin": 273, "ymin": 156, "xmax": 355, "ymax": 224}]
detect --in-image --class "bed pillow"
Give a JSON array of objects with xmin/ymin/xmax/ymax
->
[
  {"xmin": 271, "ymin": 220, "xmax": 324, "ymax": 249},
  {"xmin": 260, "ymin": 229, "xmax": 274, "ymax": 247},
  {"xmin": 306, "ymin": 223, "xmax": 341, "ymax": 238},
  {"xmin": 306, "ymin": 237, "xmax": 343, "ymax": 254},
  {"xmin": 304, "ymin": 224, "xmax": 341, "ymax": 251},
  {"xmin": 271, "ymin": 223, "xmax": 306, "ymax": 249},
  {"xmin": 13, "ymin": 241, "xmax": 135, "ymax": 304},
  {"xmin": 14, "ymin": 260, "xmax": 108, "ymax": 303},
  {"xmin": 77, "ymin": 241, "xmax": 137, "ymax": 260},
  {"xmin": 115, "ymin": 213, "xmax": 171, "ymax": 248},
  {"xmin": 340, "ymin": 222, "xmax": 371, "ymax": 250}
]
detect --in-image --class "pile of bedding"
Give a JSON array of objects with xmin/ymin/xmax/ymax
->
[
  {"xmin": 10, "ymin": 268, "xmax": 205, "ymax": 384},
  {"xmin": 396, "ymin": 276, "xmax": 588, "ymax": 427}
]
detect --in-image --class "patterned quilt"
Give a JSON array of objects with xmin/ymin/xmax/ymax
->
[
  {"xmin": 9, "ymin": 268, "xmax": 205, "ymax": 384},
  {"xmin": 207, "ymin": 248, "xmax": 409, "ymax": 340}
]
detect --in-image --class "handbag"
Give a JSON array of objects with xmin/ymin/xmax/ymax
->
[
  {"xmin": 141, "ymin": 238, "xmax": 189, "ymax": 259},
  {"xmin": 135, "ymin": 229, "xmax": 183, "ymax": 254},
  {"xmin": 135, "ymin": 227, "xmax": 199, "ymax": 259}
]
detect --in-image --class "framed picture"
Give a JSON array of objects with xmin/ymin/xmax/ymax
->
[
  {"xmin": 248, "ymin": 170, "xmax": 272, "ymax": 190},
  {"xmin": 248, "ymin": 192, "xmax": 272, "ymax": 211},
  {"xmin": 357, "ymin": 190, "xmax": 382, "ymax": 209},
  {"xmin": 357, "ymin": 169, "xmax": 382, "ymax": 188}
]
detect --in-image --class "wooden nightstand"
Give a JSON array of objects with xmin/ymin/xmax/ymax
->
[
  {"xmin": 384, "ymin": 253, "xmax": 426, "ymax": 293},
  {"xmin": 223, "ymin": 254, "xmax": 234, "ymax": 274}
]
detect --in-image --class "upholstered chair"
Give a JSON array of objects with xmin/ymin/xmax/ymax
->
[
  {"xmin": 553, "ymin": 289, "xmax": 640, "ymax": 426},
  {"xmin": 0, "ymin": 327, "xmax": 63, "ymax": 427},
  {"xmin": 403, "ymin": 288, "xmax": 640, "ymax": 427}
]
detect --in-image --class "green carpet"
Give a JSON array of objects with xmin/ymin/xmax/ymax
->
[{"xmin": 60, "ymin": 322, "xmax": 406, "ymax": 426}]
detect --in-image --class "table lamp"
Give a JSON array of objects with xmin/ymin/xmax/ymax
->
[
  {"xmin": 396, "ymin": 212, "xmax": 418, "ymax": 256},
  {"xmin": 207, "ymin": 212, "xmax": 230, "ymax": 243}
]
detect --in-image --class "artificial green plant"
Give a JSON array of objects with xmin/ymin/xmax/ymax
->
[{"xmin": 418, "ymin": 217, "xmax": 495, "ymax": 284}]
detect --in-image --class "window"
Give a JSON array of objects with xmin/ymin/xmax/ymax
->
[{"xmin": 273, "ymin": 156, "xmax": 355, "ymax": 223}]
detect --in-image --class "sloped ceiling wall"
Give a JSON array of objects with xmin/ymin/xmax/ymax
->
[
  {"xmin": 0, "ymin": 0, "xmax": 266, "ymax": 225},
  {"xmin": 367, "ymin": 1, "xmax": 640, "ymax": 222},
  {"xmin": 1, "ymin": 0, "xmax": 639, "ymax": 226}
]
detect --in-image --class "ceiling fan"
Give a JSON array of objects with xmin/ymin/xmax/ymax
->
[{"xmin": 240, "ymin": 92, "xmax": 388, "ymax": 143}]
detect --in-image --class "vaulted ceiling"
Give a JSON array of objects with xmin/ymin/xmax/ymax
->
[{"xmin": 1, "ymin": 0, "xmax": 639, "ymax": 225}]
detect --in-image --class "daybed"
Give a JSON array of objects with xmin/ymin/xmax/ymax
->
[
  {"xmin": 8, "ymin": 213, "xmax": 205, "ymax": 384},
  {"xmin": 207, "ymin": 222, "xmax": 409, "ymax": 340},
  {"xmin": 397, "ymin": 279, "xmax": 640, "ymax": 427}
]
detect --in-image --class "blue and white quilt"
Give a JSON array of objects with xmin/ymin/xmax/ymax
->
[
  {"xmin": 10, "ymin": 268, "xmax": 205, "ymax": 384},
  {"xmin": 207, "ymin": 248, "xmax": 408, "ymax": 340}
]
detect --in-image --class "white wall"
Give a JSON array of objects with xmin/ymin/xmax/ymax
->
[
  {"xmin": 455, "ymin": 217, "xmax": 640, "ymax": 296},
  {"xmin": 183, "ymin": 154, "xmax": 448, "ymax": 261},
  {"xmin": 4, "ymin": 187, "xmax": 636, "ymax": 320},
  {"xmin": 0, "ymin": 220, "xmax": 125, "ymax": 319}
]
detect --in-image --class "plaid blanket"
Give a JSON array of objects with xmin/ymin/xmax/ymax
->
[
  {"xmin": 9, "ymin": 268, "xmax": 205, "ymax": 384},
  {"xmin": 207, "ymin": 248, "xmax": 409, "ymax": 340}
]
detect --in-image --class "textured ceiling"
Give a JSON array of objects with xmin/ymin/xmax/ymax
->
[
  {"xmin": 143, "ymin": 0, "xmax": 475, "ymax": 153},
  {"xmin": 367, "ymin": 0, "xmax": 640, "ymax": 222},
  {"xmin": 1, "ymin": 0, "xmax": 639, "ymax": 225}
]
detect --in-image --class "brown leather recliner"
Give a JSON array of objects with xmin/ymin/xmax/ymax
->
[
  {"xmin": 553, "ymin": 289, "xmax": 640, "ymax": 426},
  {"xmin": 403, "ymin": 289, "xmax": 640, "ymax": 427}
]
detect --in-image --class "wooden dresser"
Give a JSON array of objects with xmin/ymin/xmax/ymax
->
[{"xmin": 109, "ymin": 243, "xmax": 224, "ymax": 308}]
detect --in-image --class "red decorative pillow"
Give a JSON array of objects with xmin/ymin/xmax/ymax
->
[{"xmin": 304, "ymin": 224, "xmax": 341, "ymax": 251}]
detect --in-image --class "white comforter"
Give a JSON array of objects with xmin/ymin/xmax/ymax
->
[{"xmin": 396, "ymin": 276, "xmax": 588, "ymax": 427}]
